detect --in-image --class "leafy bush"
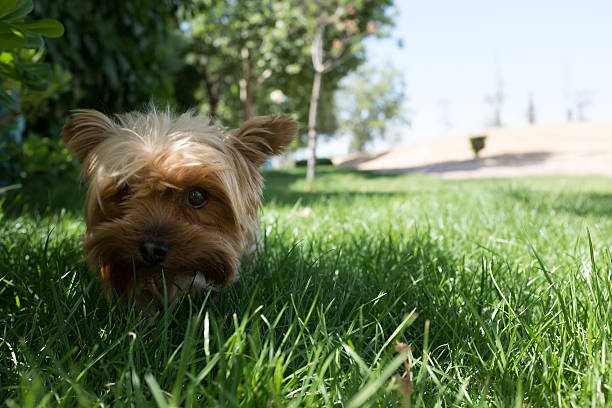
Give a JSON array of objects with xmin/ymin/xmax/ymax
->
[
  {"xmin": 0, "ymin": 0, "xmax": 64, "ymax": 111},
  {"xmin": 19, "ymin": 134, "xmax": 75, "ymax": 178},
  {"xmin": 295, "ymin": 157, "xmax": 334, "ymax": 167},
  {"xmin": 470, "ymin": 135, "xmax": 486, "ymax": 158},
  {"xmin": 0, "ymin": 0, "xmax": 66, "ymax": 209},
  {"xmin": 32, "ymin": 0, "xmax": 184, "ymax": 126},
  {"xmin": 0, "ymin": 130, "xmax": 77, "ymax": 183}
]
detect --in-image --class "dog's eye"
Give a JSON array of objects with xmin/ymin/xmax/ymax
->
[
  {"xmin": 186, "ymin": 187, "xmax": 209, "ymax": 209},
  {"xmin": 119, "ymin": 184, "xmax": 132, "ymax": 201}
]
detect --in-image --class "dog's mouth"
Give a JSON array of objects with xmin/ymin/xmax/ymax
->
[
  {"xmin": 84, "ymin": 221, "xmax": 241, "ymax": 309},
  {"xmin": 141, "ymin": 267, "xmax": 220, "ymax": 305},
  {"xmin": 132, "ymin": 261, "xmax": 229, "ymax": 287},
  {"xmin": 99, "ymin": 255, "xmax": 232, "ymax": 301}
]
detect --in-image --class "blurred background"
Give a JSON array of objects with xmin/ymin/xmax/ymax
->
[{"xmin": 1, "ymin": 0, "xmax": 611, "ymax": 201}]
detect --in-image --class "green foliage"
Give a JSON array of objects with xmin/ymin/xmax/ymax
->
[
  {"xmin": 176, "ymin": 1, "xmax": 309, "ymax": 127},
  {"xmin": 18, "ymin": 133, "xmax": 75, "ymax": 178},
  {"xmin": 176, "ymin": 0, "xmax": 393, "ymax": 143},
  {"xmin": 30, "ymin": 0, "xmax": 184, "ymax": 135},
  {"xmin": 0, "ymin": 0, "xmax": 68, "ymax": 201},
  {"xmin": 0, "ymin": 130, "xmax": 77, "ymax": 190},
  {"xmin": 295, "ymin": 157, "xmax": 333, "ymax": 167},
  {"xmin": 0, "ymin": 0, "xmax": 64, "ymax": 111},
  {"xmin": 337, "ymin": 64, "xmax": 407, "ymax": 152}
]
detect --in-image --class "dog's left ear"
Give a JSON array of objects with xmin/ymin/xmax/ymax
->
[{"xmin": 231, "ymin": 115, "xmax": 298, "ymax": 167}]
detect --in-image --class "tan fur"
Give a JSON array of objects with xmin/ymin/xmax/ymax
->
[{"xmin": 62, "ymin": 108, "xmax": 297, "ymax": 314}]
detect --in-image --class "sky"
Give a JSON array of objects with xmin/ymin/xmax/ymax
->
[{"xmin": 315, "ymin": 0, "xmax": 612, "ymax": 157}]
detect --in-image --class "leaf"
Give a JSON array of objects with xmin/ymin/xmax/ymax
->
[
  {"xmin": 0, "ymin": 51, "xmax": 14, "ymax": 64},
  {"xmin": 0, "ymin": 25, "xmax": 26, "ymax": 48},
  {"xmin": 0, "ymin": 87, "xmax": 19, "ymax": 111},
  {"xmin": 22, "ymin": 31, "xmax": 42, "ymax": 48},
  {"xmin": 0, "ymin": 0, "xmax": 19, "ymax": 19},
  {"xmin": 0, "ymin": 59, "xmax": 20, "ymax": 79},
  {"xmin": 14, "ymin": 60, "xmax": 52, "ymax": 87},
  {"xmin": 1, "ymin": 0, "xmax": 32, "ymax": 22},
  {"xmin": 15, "ymin": 19, "xmax": 64, "ymax": 38}
]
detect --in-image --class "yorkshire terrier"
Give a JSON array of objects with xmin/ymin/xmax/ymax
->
[{"xmin": 62, "ymin": 108, "xmax": 297, "ymax": 314}]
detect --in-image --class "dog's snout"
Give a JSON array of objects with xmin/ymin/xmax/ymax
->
[{"xmin": 140, "ymin": 241, "xmax": 169, "ymax": 264}]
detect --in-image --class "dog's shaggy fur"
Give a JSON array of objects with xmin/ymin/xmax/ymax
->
[{"xmin": 63, "ymin": 108, "xmax": 297, "ymax": 313}]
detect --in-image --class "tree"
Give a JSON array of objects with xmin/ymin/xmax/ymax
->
[
  {"xmin": 485, "ymin": 74, "xmax": 504, "ymax": 127},
  {"xmin": 336, "ymin": 64, "xmax": 407, "ymax": 152},
  {"xmin": 31, "ymin": 0, "xmax": 183, "ymax": 135},
  {"xmin": 177, "ymin": 1, "xmax": 307, "ymax": 126},
  {"xmin": 176, "ymin": 1, "xmax": 350, "ymax": 148},
  {"xmin": 573, "ymin": 90, "xmax": 593, "ymax": 121},
  {"xmin": 297, "ymin": 0, "xmax": 395, "ymax": 181},
  {"xmin": 173, "ymin": 3, "xmax": 241, "ymax": 123},
  {"xmin": 527, "ymin": 93, "xmax": 535, "ymax": 124}
]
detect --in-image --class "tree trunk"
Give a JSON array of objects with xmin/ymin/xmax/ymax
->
[
  {"xmin": 201, "ymin": 62, "xmax": 219, "ymax": 121},
  {"xmin": 307, "ymin": 69, "xmax": 322, "ymax": 181},
  {"xmin": 204, "ymin": 81, "xmax": 219, "ymax": 120},
  {"xmin": 208, "ymin": 92, "xmax": 219, "ymax": 120},
  {"xmin": 307, "ymin": 21, "xmax": 325, "ymax": 182}
]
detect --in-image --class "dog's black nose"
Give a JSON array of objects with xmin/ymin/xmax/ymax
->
[{"xmin": 140, "ymin": 241, "xmax": 169, "ymax": 265}]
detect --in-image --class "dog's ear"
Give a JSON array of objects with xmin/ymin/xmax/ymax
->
[
  {"xmin": 231, "ymin": 115, "xmax": 298, "ymax": 167},
  {"xmin": 62, "ymin": 109, "xmax": 116, "ymax": 161}
]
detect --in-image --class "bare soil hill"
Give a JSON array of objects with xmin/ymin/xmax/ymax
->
[{"xmin": 339, "ymin": 122, "xmax": 612, "ymax": 178}]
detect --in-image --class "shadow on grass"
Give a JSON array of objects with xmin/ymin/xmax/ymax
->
[
  {"xmin": 554, "ymin": 192, "xmax": 612, "ymax": 216},
  {"xmin": 265, "ymin": 189, "xmax": 411, "ymax": 207},
  {"xmin": 2, "ymin": 167, "xmax": 414, "ymax": 218},
  {"xmin": 221, "ymin": 226, "xmax": 512, "ymax": 368},
  {"xmin": 505, "ymin": 187, "xmax": 612, "ymax": 217},
  {"xmin": 262, "ymin": 166, "xmax": 405, "ymax": 189},
  {"xmin": 377, "ymin": 151, "xmax": 552, "ymax": 174},
  {"xmin": 262, "ymin": 167, "xmax": 419, "ymax": 206}
]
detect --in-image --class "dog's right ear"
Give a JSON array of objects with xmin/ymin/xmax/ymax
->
[{"xmin": 62, "ymin": 109, "xmax": 116, "ymax": 161}]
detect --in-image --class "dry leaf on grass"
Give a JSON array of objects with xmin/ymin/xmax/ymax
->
[{"xmin": 394, "ymin": 341, "xmax": 413, "ymax": 399}]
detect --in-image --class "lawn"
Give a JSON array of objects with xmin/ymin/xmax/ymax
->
[{"xmin": 2, "ymin": 167, "xmax": 612, "ymax": 407}]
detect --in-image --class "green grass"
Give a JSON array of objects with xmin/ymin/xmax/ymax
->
[{"xmin": 2, "ymin": 167, "xmax": 612, "ymax": 406}]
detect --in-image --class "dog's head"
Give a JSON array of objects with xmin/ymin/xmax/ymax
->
[{"xmin": 63, "ymin": 108, "xmax": 296, "ymax": 311}]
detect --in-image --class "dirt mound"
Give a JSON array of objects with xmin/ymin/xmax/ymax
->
[{"xmin": 343, "ymin": 122, "xmax": 612, "ymax": 178}]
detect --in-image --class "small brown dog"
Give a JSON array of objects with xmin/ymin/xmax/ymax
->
[{"xmin": 63, "ymin": 108, "xmax": 296, "ymax": 314}]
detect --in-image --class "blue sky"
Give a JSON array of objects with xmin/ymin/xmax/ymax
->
[{"xmin": 316, "ymin": 0, "xmax": 612, "ymax": 156}]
